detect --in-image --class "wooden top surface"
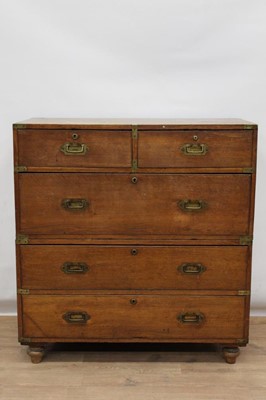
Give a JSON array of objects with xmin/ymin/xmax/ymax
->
[{"xmin": 13, "ymin": 118, "xmax": 257, "ymax": 130}]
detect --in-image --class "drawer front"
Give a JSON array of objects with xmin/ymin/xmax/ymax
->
[
  {"xmin": 18, "ymin": 173, "xmax": 250, "ymax": 236},
  {"xmin": 20, "ymin": 245, "xmax": 249, "ymax": 290},
  {"xmin": 138, "ymin": 130, "xmax": 253, "ymax": 168},
  {"xmin": 17, "ymin": 129, "xmax": 132, "ymax": 167},
  {"xmin": 22, "ymin": 295, "xmax": 245, "ymax": 340}
]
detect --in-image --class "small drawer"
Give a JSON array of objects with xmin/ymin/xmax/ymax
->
[
  {"xmin": 22, "ymin": 294, "xmax": 246, "ymax": 340},
  {"xmin": 138, "ymin": 130, "xmax": 253, "ymax": 168},
  {"xmin": 20, "ymin": 245, "xmax": 249, "ymax": 290},
  {"xmin": 16, "ymin": 129, "xmax": 132, "ymax": 168}
]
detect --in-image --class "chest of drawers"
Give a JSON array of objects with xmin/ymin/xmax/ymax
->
[{"xmin": 13, "ymin": 118, "xmax": 257, "ymax": 364}]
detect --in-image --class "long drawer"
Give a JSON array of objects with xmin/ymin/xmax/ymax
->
[
  {"xmin": 17, "ymin": 173, "xmax": 251, "ymax": 236},
  {"xmin": 19, "ymin": 245, "xmax": 249, "ymax": 290},
  {"xmin": 22, "ymin": 295, "xmax": 246, "ymax": 340}
]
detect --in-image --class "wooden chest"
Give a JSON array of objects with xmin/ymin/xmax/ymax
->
[{"xmin": 13, "ymin": 118, "xmax": 257, "ymax": 364}]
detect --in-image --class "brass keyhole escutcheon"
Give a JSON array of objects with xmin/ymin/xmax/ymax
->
[
  {"xmin": 131, "ymin": 176, "xmax": 138, "ymax": 184},
  {"xmin": 72, "ymin": 133, "xmax": 79, "ymax": 140},
  {"xmin": 193, "ymin": 135, "xmax": 198, "ymax": 141},
  {"xmin": 131, "ymin": 248, "xmax": 138, "ymax": 256},
  {"xmin": 130, "ymin": 298, "xmax": 137, "ymax": 305}
]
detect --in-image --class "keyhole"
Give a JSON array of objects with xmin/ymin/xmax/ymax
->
[
  {"xmin": 72, "ymin": 133, "xmax": 79, "ymax": 140},
  {"xmin": 131, "ymin": 248, "xmax": 138, "ymax": 256}
]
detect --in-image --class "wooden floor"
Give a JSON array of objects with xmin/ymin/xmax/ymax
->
[{"xmin": 0, "ymin": 317, "xmax": 266, "ymax": 400}]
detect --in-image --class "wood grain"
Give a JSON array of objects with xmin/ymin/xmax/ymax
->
[
  {"xmin": 138, "ymin": 130, "xmax": 253, "ymax": 168},
  {"xmin": 13, "ymin": 119, "xmax": 257, "ymax": 365},
  {"xmin": 20, "ymin": 245, "xmax": 249, "ymax": 290},
  {"xmin": 18, "ymin": 173, "xmax": 251, "ymax": 236},
  {"xmin": 17, "ymin": 129, "xmax": 132, "ymax": 168},
  {"xmin": 22, "ymin": 295, "xmax": 246, "ymax": 340}
]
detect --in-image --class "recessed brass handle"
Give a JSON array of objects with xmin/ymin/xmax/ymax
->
[
  {"xmin": 60, "ymin": 142, "xmax": 88, "ymax": 155},
  {"xmin": 62, "ymin": 198, "xmax": 89, "ymax": 210},
  {"xmin": 177, "ymin": 312, "xmax": 204, "ymax": 324},
  {"xmin": 63, "ymin": 311, "xmax": 90, "ymax": 324},
  {"xmin": 181, "ymin": 143, "xmax": 208, "ymax": 155},
  {"xmin": 178, "ymin": 263, "xmax": 206, "ymax": 275},
  {"xmin": 61, "ymin": 262, "xmax": 89, "ymax": 274},
  {"xmin": 178, "ymin": 199, "xmax": 207, "ymax": 211}
]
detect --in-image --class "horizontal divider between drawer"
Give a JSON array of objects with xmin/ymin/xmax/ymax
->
[
  {"xmin": 15, "ymin": 168, "xmax": 254, "ymax": 173},
  {"xmin": 18, "ymin": 289, "xmax": 248, "ymax": 296},
  {"xmin": 20, "ymin": 338, "xmax": 245, "ymax": 344},
  {"xmin": 16, "ymin": 234, "xmax": 252, "ymax": 244}
]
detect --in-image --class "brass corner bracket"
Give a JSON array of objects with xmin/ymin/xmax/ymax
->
[
  {"xmin": 14, "ymin": 165, "xmax": 27, "ymax": 173},
  {"xmin": 237, "ymin": 290, "xmax": 250, "ymax": 296},
  {"xmin": 243, "ymin": 125, "xmax": 253, "ymax": 130},
  {"xmin": 13, "ymin": 124, "xmax": 27, "ymax": 129},
  {"xmin": 237, "ymin": 338, "xmax": 248, "ymax": 345},
  {"xmin": 17, "ymin": 289, "xmax": 30, "ymax": 295},
  {"xmin": 239, "ymin": 236, "xmax": 253, "ymax": 246},
  {"xmin": 16, "ymin": 234, "xmax": 29, "ymax": 245},
  {"xmin": 242, "ymin": 167, "xmax": 254, "ymax": 174},
  {"xmin": 132, "ymin": 126, "xmax": 138, "ymax": 139},
  {"xmin": 132, "ymin": 159, "xmax": 138, "ymax": 172},
  {"xmin": 19, "ymin": 337, "xmax": 31, "ymax": 344}
]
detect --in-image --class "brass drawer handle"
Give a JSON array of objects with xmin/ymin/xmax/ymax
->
[
  {"xmin": 62, "ymin": 198, "xmax": 89, "ymax": 210},
  {"xmin": 61, "ymin": 262, "xmax": 89, "ymax": 274},
  {"xmin": 63, "ymin": 311, "xmax": 90, "ymax": 324},
  {"xmin": 178, "ymin": 263, "xmax": 206, "ymax": 275},
  {"xmin": 60, "ymin": 142, "xmax": 88, "ymax": 155},
  {"xmin": 178, "ymin": 199, "xmax": 207, "ymax": 211},
  {"xmin": 177, "ymin": 312, "xmax": 204, "ymax": 324},
  {"xmin": 181, "ymin": 143, "xmax": 208, "ymax": 155}
]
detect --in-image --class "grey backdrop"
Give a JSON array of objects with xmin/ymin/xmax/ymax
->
[{"xmin": 0, "ymin": 0, "xmax": 265, "ymax": 314}]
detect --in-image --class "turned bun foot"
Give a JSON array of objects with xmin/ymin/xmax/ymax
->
[
  {"xmin": 27, "ymin": 346, "xmax": 46, "ymax": 364},
  {"xmin": 222, "ymin": 347, "xmax": 240, "ymax": 364}
]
